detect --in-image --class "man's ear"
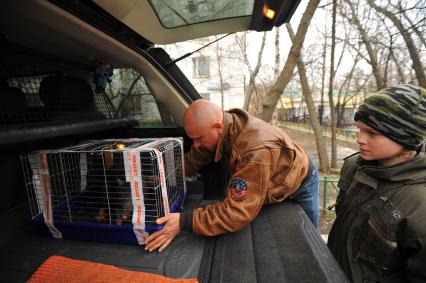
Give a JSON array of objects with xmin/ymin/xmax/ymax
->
[{"xmin": 212, "ymin": 122, "xmax": 223, "ymax": 133}]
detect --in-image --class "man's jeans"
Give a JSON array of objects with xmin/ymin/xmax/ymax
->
[{"xmin": 291, "ymin": 160, "xmax": 319, "ymax": 227}]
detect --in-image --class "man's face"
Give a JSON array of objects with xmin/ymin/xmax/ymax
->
[
  {"xmin": 356, "ymin": 121, "xmax": 405, "ymax": 166},
  {"xmin": 185, "ymin": 123, "xmax": 221, "ymax": 152}
]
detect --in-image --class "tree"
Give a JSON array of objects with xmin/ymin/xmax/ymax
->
[
  {"xmin": 274, "ymin": 27, "xmax": 281, "ymax": 79},
  {"xmin": 328, "ymin": 0, "xmax": 338, "ymax": 168},
  {"xmin": 259, "ymin": 0, "xmax": 321, "ymax": 123},
  {"xmin": 341, "ymin": 0, "xmax": 386, "ymax": 90},
  {"xmin": 234, "ymin": 32, "xmax": 267, "ymax": 111},
  {"xmin": 319, "ymin": 28, "xmax": 328, "ymax": 125},
  {"xmin": 367, "ymin": 0, "xmax": 426, "ymax": 88},
  {"xmin": 213, "ymin": 38, "xmax": 225, "ymax": 109},
  {"xmin": 336, "ymin": 53, "xmax": 361, "ymax": 127},
  {"xmin": 397, "ymin": 2, "xmax": 426, "ymax": 49},
  {"xmin": 287, "ymin": 23, "xmax": 330, "ymax": 172}
]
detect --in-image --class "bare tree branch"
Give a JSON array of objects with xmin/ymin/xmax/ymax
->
[
  {"xmin": 260, "ymin": 0, "xmax": 320, "ymax": 122},
  {"xmin": 368, "ymin": 0, "xmax": 426, "ymax": 87}
]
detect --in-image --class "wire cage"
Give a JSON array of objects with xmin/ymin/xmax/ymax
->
[{"xmin": 21, "ymin": 138, "xmax": 186, "ymax": 245}]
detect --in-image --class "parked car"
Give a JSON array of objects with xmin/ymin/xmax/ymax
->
[{"xmin": 0, "ymin": 0, "xmax": 348, "ymax": 282}]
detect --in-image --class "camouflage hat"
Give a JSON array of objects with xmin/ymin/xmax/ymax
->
[{"xmin": 354, "ymin": 84, "xmax": 426, "ymax": 150}]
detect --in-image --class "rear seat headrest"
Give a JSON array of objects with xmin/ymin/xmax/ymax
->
[
  {"xmin": 0, "ymin": 86, "xmax": 27, "ymax": 110},
  {"xmin": 39, "ymin": 75, "xmax": 94, "ymax": 110}
]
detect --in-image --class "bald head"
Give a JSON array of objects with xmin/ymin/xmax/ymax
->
[
  {"xmin": 183, "ymin": 100, "xmax": 224, "ymax": 152},
  {"xmin": 184, "ymin": 99, "xmax": 223, "ymax": 129}
]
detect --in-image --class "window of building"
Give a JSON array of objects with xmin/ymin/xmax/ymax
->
[
  {"xmin": 200, "ymin": 93, "xmax": 210, "ymax": 100},
  {"xmin": 192, "ymin": 57, "xmax": 210, "ymax": 77}
]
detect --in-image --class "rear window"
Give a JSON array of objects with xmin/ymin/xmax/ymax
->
[
  {"xmin": 106, "ymin": 68, "xmax": 174, "ymax": 127},
  {"xmin": 0, "ymin": 43, "xmax": 177, "ymax": 129},
  {"xmin": 149, "ymin": 0, "xmax": 254, "ymax": 28}
]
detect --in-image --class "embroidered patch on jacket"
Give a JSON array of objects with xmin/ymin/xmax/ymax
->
[{"xmin": 230, "ymin": 177, "xmax": 247, "ymax": 201}]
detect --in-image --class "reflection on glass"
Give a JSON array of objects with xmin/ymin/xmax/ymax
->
[{"xmin": 149, "ymin": 0, "xmax": 255, "ymax": 28}]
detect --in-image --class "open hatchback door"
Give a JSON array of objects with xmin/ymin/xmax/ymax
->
[{"xmin": 93, "ymin": 0, "xmax": 302, "ymax": 44}]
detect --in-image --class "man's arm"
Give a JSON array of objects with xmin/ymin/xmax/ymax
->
[
  {"xmin": 146, "ymin": 148, "xmax": 273, "ymax": 250},
  {"xmin": 144, "ymin": 145, "xmax": 214, "ymax": 252},
  {"xmin": 185, "ymin": 151, "xmax": 272, "ymax": 236}
]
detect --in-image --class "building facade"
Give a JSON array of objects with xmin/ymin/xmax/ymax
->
[{"xmin": 163, "ymin": 36, "xmax": 247, "ymax": 110}]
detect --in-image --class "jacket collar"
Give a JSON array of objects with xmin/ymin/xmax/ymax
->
[
  {"xmin": 357, "ymin": 144, "xmax": 426, "ymax": 184},
  {"xmin": 214, "ymin": 111, "xmax": 233, "ymax": 162},
  {"xmin": 354, "ymin": 170, "xmax": 379, "ymax": 189}
]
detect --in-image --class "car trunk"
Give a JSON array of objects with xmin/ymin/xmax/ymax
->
[
  {"xmin": 0, "ymin": 125, "xmax": 208, "ymax": 281},
  {"xmin": 0, "ymin": 129, "xmax": 348, "ymax": 283}
]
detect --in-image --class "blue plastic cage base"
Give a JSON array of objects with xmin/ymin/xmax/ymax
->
[{"xmin": 33, "ymin": 190, "xmax": 185, "ymax": 245}]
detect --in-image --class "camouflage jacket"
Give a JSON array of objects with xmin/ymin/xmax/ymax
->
[{"xmin": 328, "ymin": 147, "xmax": 426, "ymax": 283}]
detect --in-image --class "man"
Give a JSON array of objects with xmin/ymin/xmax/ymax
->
[{"xmin": 145, "ymin": 99, "xmax": 318, "ymax": 252}]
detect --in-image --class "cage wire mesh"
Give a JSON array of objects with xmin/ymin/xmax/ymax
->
[{"xmin": 21, "ymin": 138, "xmax": 186, "ymax": 244}]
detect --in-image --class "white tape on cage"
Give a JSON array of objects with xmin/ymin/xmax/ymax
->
[
  {"xmin": 124, "ymin": 150, "xmax": 147, "ymax": 244},
  {"xmin": 136, "ymin": 138, "xmax": 170, "ymax": 207},
  {"xmin": 34, "ymin": 153, "xmax": 62, "ymax": 239},
  {"xmin": 146, "ymin": 138, "xmax": 185, "ymax": 194},
  {"xmin": 80, "ymin": 153, "xmax": 87, "ymax": 191},
  {"xmin": 139, "ymin": 138, "xmax": 181, "ymax": 212}
]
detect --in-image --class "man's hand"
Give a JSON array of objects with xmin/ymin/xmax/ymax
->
[{"xmin": 144, "ymin": 213, "xmax": 181, "ymax": 252}]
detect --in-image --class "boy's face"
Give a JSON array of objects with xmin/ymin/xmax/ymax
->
[{"xmin": 356, "ymin": 121, "xmax": 405, "ymax": 167}]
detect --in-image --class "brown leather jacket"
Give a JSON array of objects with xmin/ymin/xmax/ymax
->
[{"xmin": 181, "ymin": 109, "xmax": 310, "ymax": 236}]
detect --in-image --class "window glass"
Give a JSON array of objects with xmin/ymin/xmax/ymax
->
[
  {"xmin": 200, "ymin": 93, "xmax": 210, "ymax": 100},
  {"xmin": 105, "ymin": 68, "xmax": 177, "ymax": 127},
  {"xmin": 192, "ymin": 57, "xmax": 210, "ymax": 77},
  {"xmin": 2, "ymin": 67, "xmax": 177, "ymax": 128},
  {"xmin": 149, "ymin": 0, "xmax": 254, "ymax": 28},
  {"xmin": 4, "ymin": 71, "xmax": 116, "ymax": 126}
]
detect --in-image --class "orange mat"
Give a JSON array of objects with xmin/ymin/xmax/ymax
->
[{"xmin": 27, "ymin": 255, "xmax": 199, "ymax": 283}]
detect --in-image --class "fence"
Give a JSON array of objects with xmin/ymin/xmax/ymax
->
[
  {"xmin": 320, "ymin": 176, "xmax": 339, "ymax": 212},
  {"xmin": 277, "ymin": 121, "xmax": 358, "ymax": 143}
]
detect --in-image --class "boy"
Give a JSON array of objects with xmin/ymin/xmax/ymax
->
[{"xmin": 328, "ymin": 84, "xmax": 426, "ymax": 282}]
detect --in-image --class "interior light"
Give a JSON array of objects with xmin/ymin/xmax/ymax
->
[
  {"xmin": 263, "ymin": 5, "xmax": 275, "ymax": 20},
  {"xmin": 116, "ymin": 143, "xmax": 126, "ymax": 150}
]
